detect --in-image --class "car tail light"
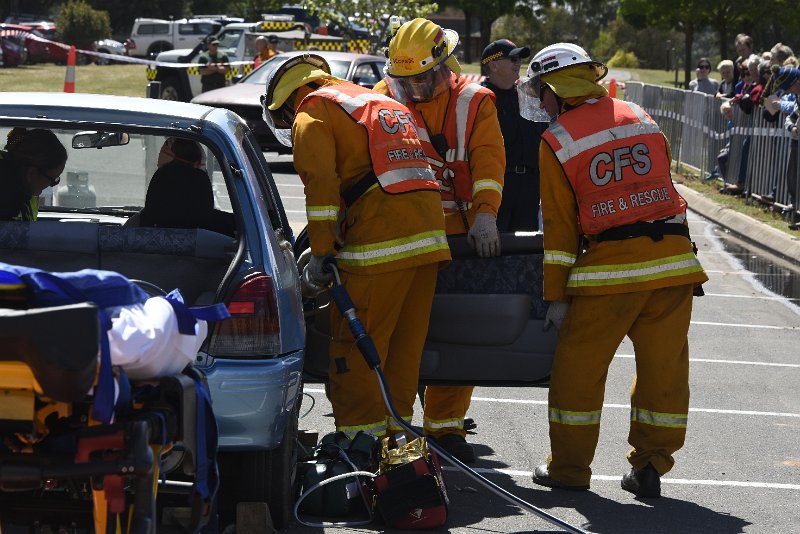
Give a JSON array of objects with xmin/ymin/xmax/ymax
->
[{"xmin": 208, "ymin": 273, "xmax": 281, "ymax": 357}]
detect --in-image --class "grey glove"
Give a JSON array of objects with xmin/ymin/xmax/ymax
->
[
  {"xmin": 543, "ymin": 301, "xmax": 570, "ymax": 332},
  {"xmin": 301, "ymin": 254, "xmax": 333, "ymax": 297},
  {"xmin": 467, "ymin": 212, "xmax": 501, "ymax": 258}
]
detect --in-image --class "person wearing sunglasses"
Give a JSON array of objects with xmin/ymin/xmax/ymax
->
[
  {"xmin": 0, "ymin": 127, "xmax": 67, "ymax": 221},
  {"xmin": 481, "ymin": 39, "xmax": 548, "ymax": 232},
  {"xmin": 519, "ymin": 42, "xmax": 707, "ymax": 498},
  {"xmin": 689, "ymin": 57, "xmax": 720, "ymax": 95},
  {"xmin": 261, "ymin": 53, "xmax": 450, "ymax": 444}
]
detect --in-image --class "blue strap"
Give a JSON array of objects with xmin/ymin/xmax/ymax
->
[
  {"xmin": 164, "ymin": 289, "xmax": 230, "ymax": 336},
  {"xmin": 191, "ymin": 377, "xmax": 219, "ymax": 523}
]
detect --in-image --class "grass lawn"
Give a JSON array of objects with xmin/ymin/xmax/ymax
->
[{"xmin": 0, "ymin": 63, "xmax": 150, "ymax": 97}]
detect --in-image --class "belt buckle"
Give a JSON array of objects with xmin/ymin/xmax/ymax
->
[{"xmin": 513, "ymin": 165, "xmax": 527, "ymax": 174}]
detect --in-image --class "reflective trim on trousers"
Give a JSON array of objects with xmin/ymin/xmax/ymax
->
[
  {"xmin": 544, "ymin": 249, "xmax": 577, "ymax": 267},
  {"xmin": 336, "ymin": 420, "xmax": 387, "ymax": 439},
  {"xmin": 549, "ymin": 407, "xmax": 602, "ymax": 426},
  {"xmin": 386, "ymin": 415, "xmax": 413, "ymax": 433},
  {"xmin": 423, "ymin": 417, "xmax": 464, "ymax": 432},
  {"xmin": 631, "ymin": 406, "xmax": 688, "ymax": 428},
  {"xmin": 306, "ymin": 204, "xmax": 339, "ymax": 221},
  {"xmin": 567, "ymin": 253, "xmax": 705, "ymax": 288}
]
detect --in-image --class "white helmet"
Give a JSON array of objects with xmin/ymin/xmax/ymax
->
[{"xmin": 517, "ymin": 43, "xmax": 607, "ymax": 121}]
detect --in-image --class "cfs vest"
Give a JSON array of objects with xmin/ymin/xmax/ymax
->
[
  {"xmin": 398, "ymin": 77, "xmax": 495, "ymax": 214},
  {"xmin": 302, "ymin": 83, "xmax": 440, "ymax": 196},
  {"xmin": 542, "ymin": 97, "xmax": 685, "ymax": 235}
]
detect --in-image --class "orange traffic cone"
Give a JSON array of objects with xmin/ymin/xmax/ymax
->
[
  {"xmin": 608, "ymin": 77, "xmax": 617, "ymax": 98},
  {"xmin": 64, "ymin": 45, "xmax": 76, "ymax": 93}
]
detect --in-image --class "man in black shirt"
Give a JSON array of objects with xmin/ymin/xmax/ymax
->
[{"xmin": 481, "ymin": 39, "xmax": 547, "ymax": 231}]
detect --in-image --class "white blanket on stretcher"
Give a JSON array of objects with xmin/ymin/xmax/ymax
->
[{"xmin": 107, "ymin": 296, "xmax": 208, "ymax": 380}]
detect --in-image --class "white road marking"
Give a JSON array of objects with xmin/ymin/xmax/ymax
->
[
  {"xmin": 703, "ymin": 292, "xmax": 799, "ymax": 301},
  {"xmin": 278, "ymin": 196, "xmax": 306, "ymax": 200},
  {"xmin": 691, "ymin": 320, "xmax": 797, "ymax": 330},
  {"xmin": 615, "ymin": 353, "xmax": 800, "ymax": 368},
  {"xmin": 275, "ymin": 182, "xmax": 305, "ymax": 187},
  {"xmin": 303, "ymin": 388, "xmax": 800, "ymax": 418},
  {"xmin": 449, "ymin": 467, "xmax": 800, "ymax": 491}
]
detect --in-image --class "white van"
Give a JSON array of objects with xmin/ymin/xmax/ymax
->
[{"xmin": 125, "ymin": 18, "xmax": 221, "ymax": 58}]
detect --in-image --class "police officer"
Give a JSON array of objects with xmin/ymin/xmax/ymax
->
[
  {"xmin": 481, "ymin": 39, "xmax": 547, "ymax": 231},
  {"xmin": 519, "ymin": 43, "xmax": 708, "ymax": 497},
  {"xmin": 261, "ymin": 54, "xmax": 450, "ymax": 440}
]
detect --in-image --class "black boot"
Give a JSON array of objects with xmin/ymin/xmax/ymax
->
[
  {"xmin": 434, "ymin": 433, "xmax": 476, "ymax": 463},
  {"xmin": 621, "ymin": 463, "xmax": 661, "ymax": 498}
]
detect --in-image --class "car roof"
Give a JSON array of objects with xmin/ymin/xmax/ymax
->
[
  {"xmin": 0, "ymin": 93, "xmax": 220, "ymax": 126},
  {"xmin": 270, "ymin": 50, "xmax": 385, "ymax": 62}
]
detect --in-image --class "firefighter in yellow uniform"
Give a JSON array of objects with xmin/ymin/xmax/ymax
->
[
  {"xmin": 519, "ymin": 43, "xmax": 708, "ymax": 497},
  {"xmin": 261, "ymin": 54, "xmax": 451, "ymax": 439},
  {"xmin": 373, "ymin": 18, "xmax": 505, "ymax": 462}
]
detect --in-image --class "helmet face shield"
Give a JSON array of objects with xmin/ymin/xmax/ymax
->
[
  {"xmin": 387, "ymin": 63, "xmax": 455, "ymax": 103},
  {"xmin": 517, "ymin": 75, "xmax": 551, "ymax": 122},
  {"xmin": 260, "ymin": 93, "xmax": 294, "ymax": 147}
]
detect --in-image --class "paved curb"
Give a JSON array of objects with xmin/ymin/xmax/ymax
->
[{"xmin": 676, "ymin": 183, "xmax": 800, "ymax": 265}]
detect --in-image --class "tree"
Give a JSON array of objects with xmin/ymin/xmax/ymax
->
[
  {"xmin": 620, "ymin": 0, "xmax": 710, "ymax": 87},
  {"xmin": 56, "ymin": 0, "xmax": 111, "ymax": 44}
]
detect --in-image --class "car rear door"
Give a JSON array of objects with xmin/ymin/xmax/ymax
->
[{"xmin": 300, "ymin": 232, "xmax": 556, "ymax": 386}]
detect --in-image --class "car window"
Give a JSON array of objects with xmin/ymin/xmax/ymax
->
[
  {"xmin": 138, "ymin": 24, "xmax": 169, "ymax": 36},
  {"xmin": 0, "ymin": 127, "xmax": 232, "ymax": 217},
  {"xmin": 216, "ymin": 29, "xmax": 243, "ymax": 49},
  {"xmin": 352, "ymin": 62, "xmax": 384, "ymax": 86}
]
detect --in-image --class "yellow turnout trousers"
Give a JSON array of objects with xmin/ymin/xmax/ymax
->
[
  {"xmin": 423, "ymin": 385, "xmax": 474, "ymax": 438},
  {"xmin": 328, "ymin": 263, "xmax": 439, "ymax": 438},
  {"xmin": 547, "ymin": 284, "xmax": 694, "ymax": 486}
]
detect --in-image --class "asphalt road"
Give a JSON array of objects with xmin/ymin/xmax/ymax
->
[{"xmin": 268, "ymin": 153, "xmax": 800, "ymax": 534}]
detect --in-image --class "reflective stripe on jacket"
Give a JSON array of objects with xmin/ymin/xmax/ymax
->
[
  {"xmin": 305, "ymin": 84, "xmax": 440, "ymax": 196},
  {"xmin": 538, "ymin": 95, "xmax": 707, "ymax": 299},
  {"xmin": 541, "ymin": 97, "xmax": 684, "ymax": 235}
]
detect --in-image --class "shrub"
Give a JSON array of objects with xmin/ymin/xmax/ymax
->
[
  {"xmin": 606, "ymin": 50, "xmax": 639, "ymax": 68},
  {"xmin": 55, "ymin": 0, "xmax": 112, "ymax": 45}
]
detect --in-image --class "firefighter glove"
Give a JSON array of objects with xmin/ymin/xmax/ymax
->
[
  {"xmin": 468, "ymin": 212, "xmax": 501, "ymax": 258},
  {"xmin": 543, "ymin": 301, "xmax": 570, "ymax": 332},
  {"xmin": 301, "ymin": 254, "xmax": 333, "ymax": 297}
]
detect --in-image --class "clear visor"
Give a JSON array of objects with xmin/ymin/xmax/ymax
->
[
  {"xmin": 386, "ymin": 64, "xmax": 456, "ymax": 103},
  {"xmin": 261, "ymin": 95, "xmax": 294, "ymax": 147},
  {"xmin": 517, "ymin": 75, "xmax": 552, "ymax": 122}
]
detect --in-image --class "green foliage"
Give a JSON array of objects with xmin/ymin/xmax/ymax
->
[
  {"xmin": 606, "ymin": 49, "xmax": 639, "ymax": 68},
  {"xmin": 56, "ymin": 0, "xmax": 112, "ymax": 44},
  {"xmin": 302, "ymin": 0, "xmax": 439, "ymax": 52},
  {"xmin": 593, "ymin": 17, "xmax": 682, "ymax": 68},
  {"xmin": 223, "ymin": 0, "xmax": 284, "ymax": 21}
]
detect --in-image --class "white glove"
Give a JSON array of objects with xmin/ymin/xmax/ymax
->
[
  {"xmin": 301, "ymin": 255, "xmax": 333, "ymax": 297},
  {"xmin": 468, "ymin": 212, "xmax": 501, "ymax": 258},
  {"xmin": 543, "ymin": 301, "xmax": 570, "ymax": 332}
]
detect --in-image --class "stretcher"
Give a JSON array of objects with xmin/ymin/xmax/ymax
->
[{"xmin": 0, "ymin": 266, "xmax": 224, "ymax": 534}]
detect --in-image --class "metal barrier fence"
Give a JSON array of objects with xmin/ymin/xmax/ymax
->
[{"xmin": 624, "ymin": 81, "xmax": 798, "ymax": 222}]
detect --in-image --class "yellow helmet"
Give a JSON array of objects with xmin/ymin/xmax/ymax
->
[
  {"xmin": 387, "ymin": 18, "xmax": 460, "ymax": 77},
  {"xmin": 263, "ymin": 53, "xmax": 331, "ymax": 111}
]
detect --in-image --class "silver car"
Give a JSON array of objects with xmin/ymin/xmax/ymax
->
[{"xmin": 0, "ymin": 93, "xmax": 305, "ymax": 529}]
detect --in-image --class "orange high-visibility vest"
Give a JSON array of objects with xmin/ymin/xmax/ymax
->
[
  {"xmin": 541, "ymin": 97, "xmax": 685, "ymax": 235},
  {"xmin": 397, "ymin": 76, "xmax": 495, "ymax": 214},
  {"xmin": 303, "ymin": 83, "xmax": 440, "ymax": 195}
]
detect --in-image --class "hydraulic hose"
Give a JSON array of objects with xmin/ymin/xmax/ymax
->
[{"xmin": 323, "ymin": 260, "xmax": 588, "ymax": 534}]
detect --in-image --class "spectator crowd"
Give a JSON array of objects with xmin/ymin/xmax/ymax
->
[{"xmin": 688, "ymin": 34, "xmax": 800, "ymax": 231}]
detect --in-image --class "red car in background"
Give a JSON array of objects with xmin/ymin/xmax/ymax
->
[{"xmin": 0, "ymin": 23, "xmax": 29, "ymax": 66}]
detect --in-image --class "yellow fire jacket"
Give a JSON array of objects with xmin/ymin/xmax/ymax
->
[
  {"xmin": 292, "ymin": 78, "xmax": 451, "ymax": 275},
  {"xmin": 373, "ymin": 78, "xmax": 506, "ymax": 235},
  {"xmin": 539, "ymin": 97, "xmax": 708, "ymax": 301}
]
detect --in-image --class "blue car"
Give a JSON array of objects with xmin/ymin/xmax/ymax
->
[{"xmin": 0, "ymin": 93, "xmax": 305, "ymax": 529}]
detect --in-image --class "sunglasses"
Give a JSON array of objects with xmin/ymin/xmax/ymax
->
[
  {"xmin": 698, "ymin": 65, "xmax": 711, "ymax": 70},
  {"xmin": 39, "ymin": 167, "xmax": 61, "ymax": 187}
]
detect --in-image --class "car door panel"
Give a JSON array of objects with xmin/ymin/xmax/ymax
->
[{"xmin": 301, "ymin": 233, "xmax": 555, "ymax": 386}]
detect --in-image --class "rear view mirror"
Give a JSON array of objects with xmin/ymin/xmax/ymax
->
[{"xmin": 72, "ymin": 131, "xmax": 130, "ymax": 149}]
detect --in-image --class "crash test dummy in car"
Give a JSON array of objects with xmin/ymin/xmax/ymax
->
[
  {"xmin": 372, "ymin": 18, "xmax": 505, "ymax": 463},
  {"xmin": 261, "ymin": 53, "xmax": 451, "ymax": 439},
  {"xmin": 519, "ymin": 43, "xmax": 708, "ymax": 497}
]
